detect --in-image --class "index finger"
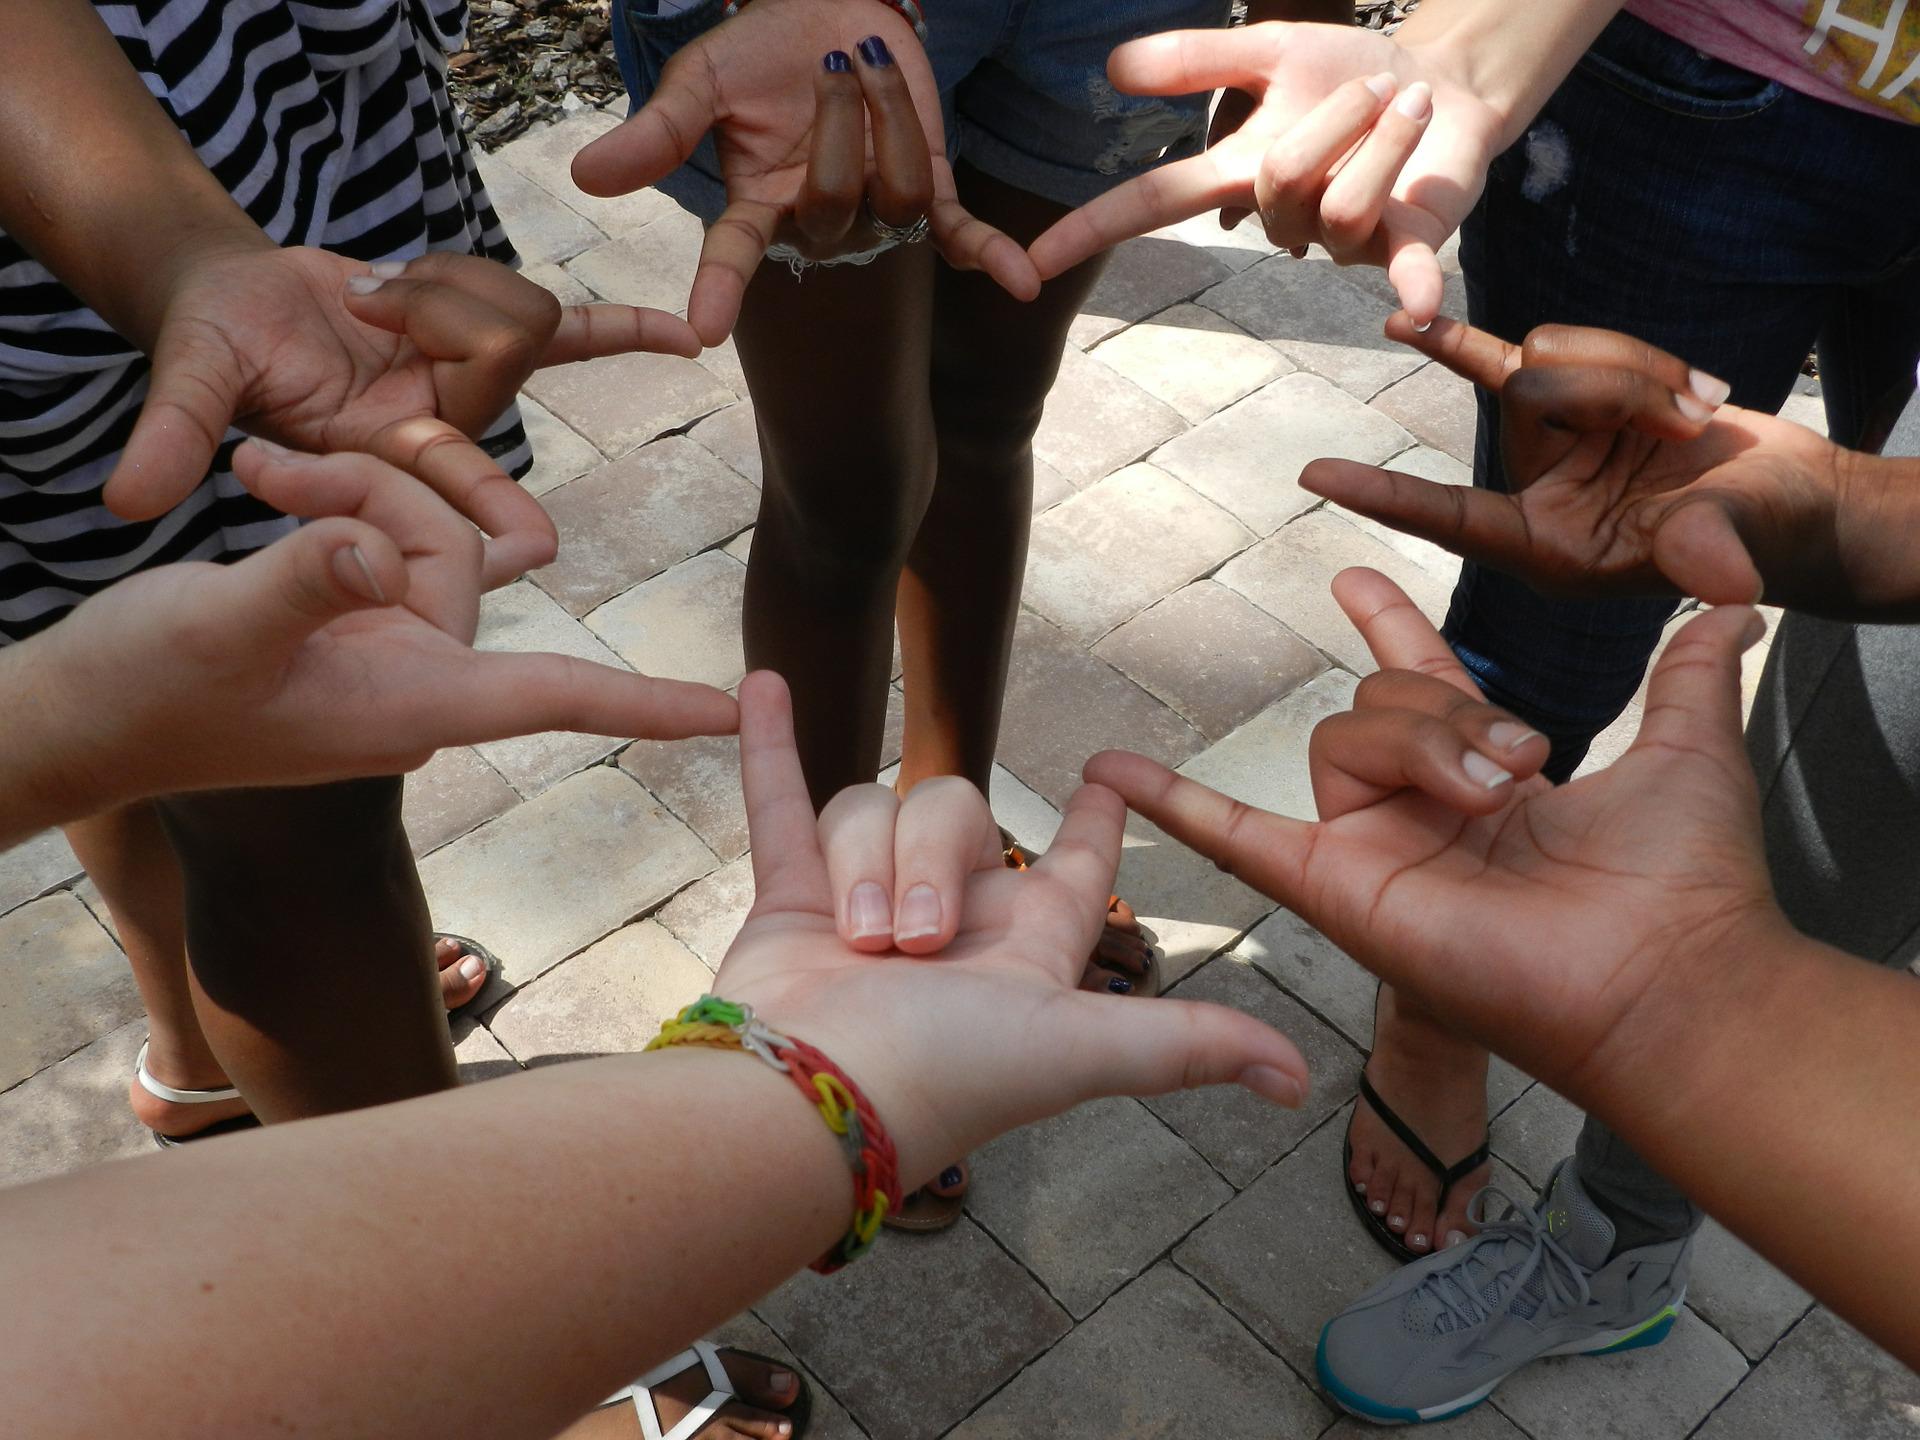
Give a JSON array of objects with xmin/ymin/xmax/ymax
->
[
  {"xmin": 1104, "ymin": 25, "xmax": 1284, "ymax": 98},
  {"xmin": 363, "ymin": 415, "xmax": 558, "ymax": 589},
  {"xmin": 1329, "ymin": 566, "xmax": 1481, "ymax": 697},
  {"xmin": 1029, "ymin": 146, "xmax": 1253, "ymax": 279},
  {"xmin": 738, "ymin": 669, "xmax": 833, "ymax": 916},
  {"xmin": 1384, "ymin": 312, "xmax": 1519, "ymax": 391}
]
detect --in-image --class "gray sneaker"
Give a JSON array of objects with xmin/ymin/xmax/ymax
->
[{"xmin": 1316, "ymin": 1158, "xmax": 1689, "ymax": 1425}]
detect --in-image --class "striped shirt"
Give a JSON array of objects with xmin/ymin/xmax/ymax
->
[{"xmin": 0, "ymin": 0, "xmax": 528, "ymax": 642}]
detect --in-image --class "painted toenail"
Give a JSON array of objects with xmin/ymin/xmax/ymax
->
[
  {"xmin": 457, "ymin": 956, "xmax": 485, "ymax": 982},
  {"xmin": 1353, "ymin": 1182, "xmax": 1366, "ymax": 1196},
  {"xmin": 1445, "ymin": 1230, "xmax": 1468, "ymax": 1248},
  {"xmin": 772, "ymin": 1371, "xmax": 797, "ymax": 1397},
  {"xmin": 1411, "ymin": 1233, "xmax": 1428, "ymax": 1248},
  {"xmin": 939, "ymin": 1166, "xmax": 964, "ymax": 1189},
  {"xmin": 1107, "ymin": 976, "xmax": 1133, "ymax": 994},
  {"xmin": 1370, "ymin": 1200, "xmax": 1387, "ymax": 1215},
  {"xmin": 1389, "ymin": 1214, "xmax": 1406, "ymax": 1229}
]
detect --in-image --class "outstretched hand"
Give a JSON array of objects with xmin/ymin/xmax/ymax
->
[
  {"xmin": 1028, "ymin": 23, "xmax": 1502, "ymax": 325},
  {"xmin": 108, "ymin": 245, "xmax": 701, "ymax": 587},
  {"xmin": 711, "ymin": 672, "xmax": 1309, "ymax": 1187},
  {"xmin": 571, "ymin": 0, "xmax": 1040, "ymax": 344},
  {"xmin": 1087, "ymin": 568, "xmax": 1782, "ymax": 1104},
  {"xmin": 1300, "ymin": 317, "xmax": 1872, "ymax": 612}
]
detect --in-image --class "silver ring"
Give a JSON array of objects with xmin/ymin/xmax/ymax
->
[{"xmin": 864, "ymin": 200, "xmax": 931, "ymax": 246}]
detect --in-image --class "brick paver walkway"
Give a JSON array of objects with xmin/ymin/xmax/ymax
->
[{"xmin": 1, "ymin": 104, "xmax": 1904, "ymax": 1439}]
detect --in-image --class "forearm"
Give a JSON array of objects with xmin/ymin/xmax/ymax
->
[
  {"xmin": 0, "ymin": 1049, "xmax": 851, "ymax": 1439},
  {"xmin": 1826, "ymin": 449, "xmax": 1920, "ymax": 619},
  {"xmin": 1397, "ymin": 0, "xmax": 1624, "ymax": 146},
  {"xmin": 0, "ymin": 0, "xmax": 269, "ymax": 347}
]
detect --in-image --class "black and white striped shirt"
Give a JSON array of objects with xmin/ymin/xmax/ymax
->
[{"xmin": 0, "ymin": 0, "xmax": 528, "ymax": 642}]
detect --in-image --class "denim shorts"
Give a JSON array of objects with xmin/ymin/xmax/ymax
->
[{"xmin": 613, "ymin": 0, "xmax": 1231, "ymax": 239}]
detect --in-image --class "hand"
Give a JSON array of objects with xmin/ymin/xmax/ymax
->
[
  {"xmin": 1086, "ymin": 568, "xmax": 1783, "ymax": 1103},
  {"xmin": 1028, "ymin": 23, "xmax": 1504, "ymax": 324},
  {"xmin": 709, "ymin": 672, "xmax": 1309, "ymax": 1187},
  {"xmin": 17, "ymin": 445, "xmax": 737, "ymax": 816},
  {"xmin": 571, "ymin": 0, "xmax": 1040, "ymax": 344},
  {"xmin": 108, "ymin": 245, "xmax": 702, "ymax": 590},
  {"xmin": 1300, "ymin": 316, "xmax": 1872, "ymax": 612}
]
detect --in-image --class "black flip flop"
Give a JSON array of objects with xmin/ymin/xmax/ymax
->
[{"xmin": 1344, "ymin": 1069, "xmax": 1491, "ymax": 1264}]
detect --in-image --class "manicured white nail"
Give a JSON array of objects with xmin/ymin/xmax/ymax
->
[
  {"xmin": 457, "ymin": 956, "xmax": 486, "ymax": 983},
  {"xmin": 895, "ymin": 883, "xmax": 941, "ymax": 941},
  {"xmin": 369, "ymin": 258, "xmax": 409, "ymax": 279},
  {"xmin": 1364, "ymin": 72, "xmax": 1396, "ymax": 102},
  {"xmin": 1487, "ymin": 721, "xmax": 1541, "ymax": 753},
  {"xmin": 1461, "ymin": 751, "xmax": 1513, "ymax": 789},
  {"xmin": 1410, "ymin": 1233, "xmax": 1429, "ymax": 1249},
  {"xmin": 346, "ymin": 274, "xmax": 385, "ymax": 295},
  {"xmin": 1370, "ymin": 1199, "xmax": 1387, "ymax": 1215},
  {"xmin": 1413, "ymin": 317, "xmax": 1434, "ymax": 333},
  {"xmin": 1444, "ymin": 1229, "xmax": 1468, "ymax": 1249},
  {"xmin": 1353, "ymin": 1182, "xmax": 1367, "ymax": 1196},
  {"xmin": 1674, "ymin": 389, "xmax": 1713, "ymax": 424},
  {"xmin": 849, "ymin": 881, "xmax": 891, "ymax": 940},
  {"xmin": 1689, "ymin": 368, "xmax": 1731, "ymax": 408},
  {"xmin": 1394, "ymin": 82, "xmax": 1432, "ymax": 121},
  {"xmin": 1389, "ymin": 1214, "xmax": 1406, "ymax": 1230}
]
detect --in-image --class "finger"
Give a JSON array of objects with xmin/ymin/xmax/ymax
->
[
  {"xmin": 854, "ymin": 35, "xmax": 935, "ymax": 229},
  {"xmin": 1028, "ymin": 783, "xmax": 1129, "ymax": 950},
  {"xmin": 1328, "ymin": 566, "xmax": 1482, "ymax": 697},
  {"xmin": 362, "ymin": 252, "xmax": 563, "ymax": 348},
  {"xmin": 1081, "ymin": 749, "xmax": 1313, "ymax": 913},
  {"xmin": 571, "ymin": 51, "xmax": 719, "ymax": 197},
  {"xmin": 1519, "ymin": 324, "xmax": 1729, "ymax": 413},
  {"xmin": 542, "ymin": 304, "xmax": 704, "ymax": 364},
  {"xmin": 818, "ymin": 784, "xmax": 901, "ymax": 951},
  {"xmin": 687, "ymin": 199, "xmax": 782, "ymax": 346},
  {"xmin": 1650, "ymin": 495, "xmax": 1767, "ymax": 605},
  {"xmin": 1103, "ymin": 25, "xmax": 1284, "ymax": 99},
  {"xmin": 1382, "ymin": 220, "xmax": 1446, "ymax": 330},
  {"xmin": 1301, "ymin": 459, "xmax": 1538, "ymax": 583},
  {"xmin": 462, "ymin": 655, "xmax": 741, "ymax": 743},
  {"xmin": 1311, "ymin": 682, "xmax": 1545, "ymax": 820},
  {"xmin": 1052, "ymin": 988, "xmax": 1310, "ymax": 1109},
  {"xmin": 891, "ymin": 776, "xmax": 998, "ymax": 954},
  {"xmin": 794, "ymin": 53, "xmax": 867, "ymax": 250},
  {"xmin": 210, "ymin": 516, "xmax": 409, "ymax": 656},
  {"xmin": 737, "ymin": 670, "xmax": 833, "ymax": 915},
  {"xmin": 1318, "ymin": 82, "xmax": 1431, "ymax": 262},
  {"xmin": 339, "ymin": 277, "xmax": 538, "ymax": 437},
  {"xmin": 1027, "ymin": 148, "xmax": 1252, "ymax": 280},
  {"xmin": 105, "ymin": 331, "xmax": 246, "ymax": 521},
  {"xmin": 1627, "ymin": 603, "xmax": 1767, "ymax": 763},
  {"xmin": 931, "ymin": 158, "xmax": 1042, "ymax": 299},
  {"xmin": 1253, "ymin": 73, "xmax": 1396, "ymax": 250},
  {"xmin": 1383, "ymin": 312, "xmax": 1521, "ymax": 391},
  {"xmin": 1503, "ymin": 363, "xmax": 1719, "ymax": 449}
]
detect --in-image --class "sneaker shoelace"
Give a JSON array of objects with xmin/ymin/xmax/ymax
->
[{"xmin": 1417, "ymin": 1186, "xmax": 1594, "ymax": 1333}]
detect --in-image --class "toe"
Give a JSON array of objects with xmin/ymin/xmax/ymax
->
[
  {"xmin": 1435, "ymin": 1163, "xmax": 1490, "ymax": 1243},
  {"xmin": 1364, "ymin": 1147, "xmax": 1397, "ymax": 1219},
  {"xmin": 716, "ymin": 1404, "xmax": 797, "ymax": 1439},
  {"xmin": 721, "ymin": 1354, "xmax": 801, "ymax": 1413},
  {"xmin": 437, "ymin": 949, "xmax": 488, "ymax": 1009},
  {"xmin": 1347, "ymin": 1138, "xmax": 1376, "ymax": 1199},
  {"xmin": 1094, "ymin": 929, "xmax": 1151, "ymax": 976},
  {"xmin": 1404, "ymin": 1192, "xmax": 1439, "ymax": 1255},
  {"xmin": 1080, "ymin": 960, "xmax": 1138, "ymax": 996},
  {"xmin": 1385, "ymin": 1172, "xmax": 1419, "ymax": 1235},
  {"xmin": 1106, "ymin": 895, "xmax": 1140, "ymax": 933},
  {"xmin": 927, "ymin": 1161, "xmax": 969, "ymax": 1199}
]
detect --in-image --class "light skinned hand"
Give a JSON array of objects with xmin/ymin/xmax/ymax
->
[
  {"xmin": 1028, "ymin": 22, "xmax": 1503, "ymax": 325},
  {"xmin": 710, "ymin": 672, "xmax": 1310, "ymax": 1188},
  {"xmin": 1085, "ymin": 568, "xmax": 1781, "ymax": 1101},
  {"xmin": 20, "ymin": 445, "xmax": 737, "ymax": 810},
  {"xmin": 108, "ymin": 245, "xmax": 701, "ymax": 588},
  {"xmin": 571, "ymin": 0, "xmax": 1040, "ymax": 345},
  {"xmin": 1300, "ymin": 316, "xmax": 1862, "ymax": 611}
]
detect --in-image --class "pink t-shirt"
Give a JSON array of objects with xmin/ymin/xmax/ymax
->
[{"xmin": 1625, "ymin": 0, "xmax": 1920, "ymax": 124}]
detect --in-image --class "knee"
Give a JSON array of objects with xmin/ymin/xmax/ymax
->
[
  {"xmin": 756, "ymin": 451, "xmax": 936, "ymax": 602},
  {"xmin": 158, "ymin": 776, "xmax": 410, "ymax": 882}
]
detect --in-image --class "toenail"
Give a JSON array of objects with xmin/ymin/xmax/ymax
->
[
  {"xmin": 1107, "ymin": 976, "xmax": 1133, "ymax": 994},
  {"xmin": 772, "ymin": 1370, "xmax": 797, "ymax": 1397},
  {"xmin": 1389, "ymin": 1214, "xmax": 1406, "ymax": 1229},
  {"xmin": 939, "ymin": 1165, "xmax": 964, "ymax": 1189},
  {"xmin": 1445, "ymin": 1230, "xmax": 1468, "ymax": 1249},
  {"xmin": 1410, "ymin": 1233, "xmax": 1428, "ymax": 1249},
  {"xmin": 1353, "ymin": 1182, "xmax": 1366, "ymax": 1196},
  {"xmin": 457, "ymin": 956, "xmax": 485, "ymax": 982},
  {"xmin": 1370, "ymin": 1200, "xmax": 1387, "ymax": 1215}
]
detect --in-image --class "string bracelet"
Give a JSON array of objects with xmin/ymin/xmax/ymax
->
[
  {"xmin": 647, "ymin": 995, "xmax": 904, "ymax": 1273},
  {"xmin": 721, "ymin": 0, "xmax": 929, "ymax": 43}
]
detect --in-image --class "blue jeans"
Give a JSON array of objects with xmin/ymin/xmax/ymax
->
[{"xmin": 1448, "ymin": 11, "xmax": 1920, "ymax": 782}]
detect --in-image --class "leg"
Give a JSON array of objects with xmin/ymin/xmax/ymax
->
[{"xmin": 734, "ymin": 244, "xmax": 939, "ymax": 810}]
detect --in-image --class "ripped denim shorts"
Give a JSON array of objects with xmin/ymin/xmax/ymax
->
[{"xmin": 612, "ymin": 0, "xmax": 1232, "ymax": 265}]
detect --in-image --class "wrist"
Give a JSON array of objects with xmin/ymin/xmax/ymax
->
[
  {"xmin": 1398, "ymin": 0, "xmax": 1623, "ymax": 147},
  {"xmin": 127, "ymin": 222, "xmax": 277, "ymax": 355},
  {"xmin": 1830, "ymin": 446, "xmax": 1920, "ymax": 616}
]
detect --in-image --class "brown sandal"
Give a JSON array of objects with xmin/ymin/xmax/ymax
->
[{"xmin": 1003, "ymin": 839, "xmax": 1163, "ymax": 998}]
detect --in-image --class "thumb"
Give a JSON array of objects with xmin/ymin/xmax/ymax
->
[
  {"xmin": 572, "ymin": 58, "xmax": 718, "ymax": 198},
  {"xmin": 1054, "ymin": 989, "xmax": 1311, "ymax": 1109},
  {"xmin": 212, "ymin": 517, "xmax": 409, "ymax": 656},
  {"xmin": 1627, "ymin": 603, "xmax": 1767, "ymax": 763},
  {"xmin": 105, "ymin": 330, "xmax": 245, "ymax": 521},
  {"xmin": 1651, "ymin": 494, "xmax": 1767, "ymax": 605}
]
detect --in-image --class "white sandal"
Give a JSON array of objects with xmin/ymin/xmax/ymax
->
[
  {"xmin": 135, "ymin": 1038, "xmax": 256, "ymax": 1150},
  {"xmin": 601, "ymin": 1340, "xmax": 811, "ymax": 1440}
]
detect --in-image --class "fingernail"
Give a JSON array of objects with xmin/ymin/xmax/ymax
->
[
  {"xmin": 1413, "ymin": 317, "xmax": 1434, "ymax": 333},
  {"xmin": 849, "ymin": 881, "xmax": 891, "ymax": 940},
  {"xmin": 1689, "ymin": 368, "xmax": 1731, "ymax": 408},
  {"xmin": 1394, "ymin": 81, "xmax": 1432, "ymax": 121},
  {"xmin": 857, "ymin": 35, "xmax": 893, "ymax": 67},
  {"xmin": 457, "ymin": 956, "xmax": 485, "ymax": 982},
  {"xmin": 1445, "ymin": 1229, "xmax": 1468, "ymax": 1249},
  {"xmin": 1674, "ymin": 389, "xmax": 1713, "ymax": 424},
  {"xmin": 1487, "ymin": 721, "xmax": 1542, "ymax": 753},
  {"xmin": 332, "ymin": 544, "xmax": 388, "ymax": 604},
  {"xmin": 1741, "ymin": 611, "xmax": 1767, "ymax": 648},
  {"xmin": 1107, "ymin": 975, "xmax": 1134, "ymax": 995},
  {"xmin": 895, "ymin": 883, "xmax": 940, "ymax": 940},
  {"xmin": 1410, "ymin": 1233, "xmax": 1429, "ymax": 1249},
  {"xmin": 823, "ymin": 50, "xmax": 851, "ymax": 72},
  {"xmin": 369, "ymin": 258, "xmax": 409, "ymax": 279},
  {"xmin": 346, "ymin": 274, "xmax": 385, "ymax": 295},
  {"xmin": 1238, "ymin": 1064, "xmax": 1305, "ymax": 1108},
  {"xmin": 771, "ymin": 1370, "xmax": 798, "ymax": 1398},
  {"xmin": 1461, "ymin": 751, "xmax": 1513, "ymax": 789},
  {"xmin": 1364, "ymin": 72, "xmax": 1395, "ymax": 102}
]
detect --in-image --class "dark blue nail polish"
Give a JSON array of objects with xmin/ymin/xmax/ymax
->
[
  {"xmin": 1107, "ymin": 976, "xmax": 1134, "ymax": 995},
  {"xmin": 939, "ymin": 1166, "xmax": 964, "ymax": 1189},
  {"xmin": 823, "ymin": 50, "xmax": 852, "ymax": 73},
  {"xmin": 858, "ymin": 35, "xmax": 893, "ymax": 67}
]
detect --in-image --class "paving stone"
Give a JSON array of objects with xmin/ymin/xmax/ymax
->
[
  {"xmin": 565, "ymin": 211, "xmax": 707, "ymax": 313},
  {"xmin": 1148, "ymin": 212, "xmax": 1279, "ymax": 273},
  {"xmin": 534, "ymin": 435, "xmax": 759, "ymax": 617},
  {"xmin": 402, "ymin": 746, "xmax": 520, "ymax": 856},
  {"xmin": 619, "ymin": 732, "xmax": 747, "ymax": 861},
  {"xmin": 754, "ymin": 1217, "xmax": 1069, "ymax": 1440},
  {"xmin": 655, "ymin": 852, "xmax": 755, "ymax": 970},
  {"xmin": 1176, "ymin": 671, "xmax": 1361, "ymax": 825},
  {"xmin": 689, "ymin": 400, "xmax": 763, "ymax": 487},
  {"xmin": 1492, "ymin": 1306, "xmax": 1747, "ymax": 1440},
  {"xmin": 0, "ymin": 829, "xmax": 81, "ymax": 917},
  {"xmin": 1693, "ymin": 1307, "xmax": 1914, "ymax": 1440},
  {"xmin": 1153, "ymin": 374, "xmax": 1413, "ymax": 535},
  {"xmin": 1023, "ymin": 464, "xmax": 1255, "ymax": 643},
  {"xmin": 0, "ymin": 1018, "xmax": 148, "ymax": 1188},
  {"xmin": 487, "ymin": 921, "xmax": 710, "ymax": 1063},
  {"xmin": 1111, "ymin": 813, "xmax": 1274, "ymax": 986},
  {"xmin": 72, "ymin": 876, "xmax": 118, "ymax": 945},
  {"xmin": 709, "ymin": 1312, "xmax": 864, "ymax": 1440},
  {"xmin": 1370, "ymin": 360, "xmax": 1480, "ymax": 465},
  {"xmin": 1686, "ymin": 1219, "xmax": 1813, "ymax": 1362},
  {"xmin": 472, "ymin": 582, "xmax": 631, "ymax": 795},
  {"xmin": 0, "ymin": 894, "xmax": 134, "ymax": 1091},
  {"xmin": 722, "ymin": 526, "xmax": 754, "ymax": 564},
  {"xmin": 518, "ymin": 259, "xmax": 599, "ymax": 307},
  {"xmin": 1147, "ymin": 956, "xmax": 1363, "ymax": 1187},
  {"xmin": 1334, "ymin": 443, "xmax": 1474, "ymax": 588},
  {"xmin": 1031, "ymin": 456, "xmax": 1073, "ymax": 514},
  {"xmin": 880, "ymin": 682, "xmax": 905, "ymax": 770},
  {"xmin": 1032, "ymin": 346, "xmax": 1187, "ymax": 489},
  {"xmin": 1093, "ymin": 580, "xmax": 1327, "ymax": 742},
  {"xmin": 1198, "ymin": 256, "xmax": 1424, "ymax": 401},
  {"xmin": 1067, "ymin": 235, "xmax": 1235, "ymax": 348},
  {"xmin": 968, "ymin": 1096, "xmax": 1230, "ymax": 1318},
  {"xmin": 483, "ymin": 160, "xmax": 605, "ymax": 265},
  {"xmin": 518, "ymin": 394, "xmax": 604, "ymax": 498},
  {"xmin": 495, "ymin": 113, "xmax": 689, "ymax": 237},
  {"xmin": 524, "ymin": 349, "xmax": 735, "ymax": 460},
  {"xmin": 1325, "ymin": 1404, "xmax": 1531, "ymax": 1440},
  {"xmin": 453, "ymin": 1021, "xmax": 521, "ymax": 1085},
  {"xmin": 1488, "ymin": 1078, "xmax": 1585, "ymax": 1190},
  {"xmin": 997, "ymin": 612, "xmax": 1205, "ymax": 809},
  {"xmin": 1216, "ymin": 511, "xmax": 1454, "ymax": 674},
  {"xmin": 585, "ymin": 549, "xmax": 747, "ymax": 691},
  {"xmin": 1091, "ymin": 303, "xmax": 1293, "ymax": 423},
  {"xmin": 419, "ymin": 768, "xmax": 714, "ymax": 987},
  {"xmin": 949, "ymin": 1264, "xmax": 1331, "ymax": 1439},
  {"xmin": 698, "ymin": 333, "xmax": 749, "ymax": 397}
]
